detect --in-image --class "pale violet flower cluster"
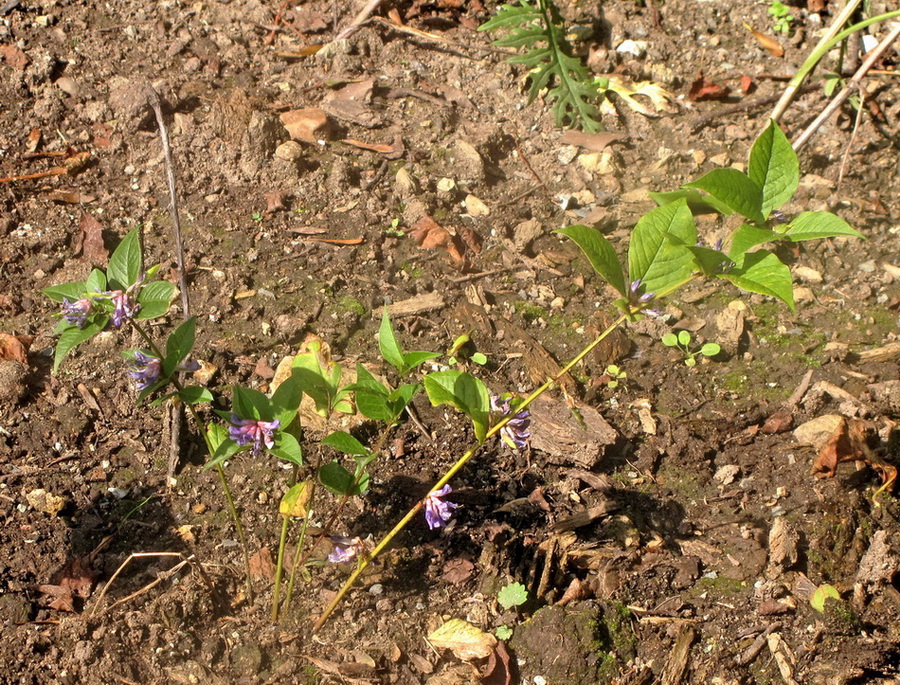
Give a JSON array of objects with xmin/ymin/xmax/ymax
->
[
  {"xmin": 424, "ymin": 484, "xmax": 458, "ymax": 530},
  {"xmin": 228, "ymin": 415, "xmax": 280, "ymax": 455},
  {"xmin": 491, "ymin": 396, "xmax": 531, "ymax": 450}
]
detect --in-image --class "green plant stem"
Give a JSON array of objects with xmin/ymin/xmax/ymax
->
[
  {"xmin": 770, "ymin": 7, "xmax": 900, "ymax": 121},
  {"xmin": 282, "ymin": 491, "xmax": 314, "ymax": 615},
  {"xmin": 272, "ymin": 515, "xmax": 291, "ymax": 622},
  {"xmin": 131, "ymin": 320, "xmax": 255, "ymax": 604},
  {"xmin": 281, "ymin": 421, "xmax": 396, "ymax": 617},
  {"xmin": 312, "ymin": 308, "xmax": 636, "ymax": 633}
]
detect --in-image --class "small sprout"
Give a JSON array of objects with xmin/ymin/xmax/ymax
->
[
  {"xmin": 251, "ymin": 211, "xmax": 264, "ymax": 223},
  {"xmin": 495, "ymin": 625, "xmax": 513, "ymax": 641},
  {"xmin": 385, "ymin": 217, "xmax": 405, "ymax": 237},
  {"xmin": 497, "ymin": 581, "xmax": 528, "ymax": 610},
  {"xmin": 662, "ymin": 331, "xmax": 721, "ymax": 367},
  {"xmin": 470, "ymin": 352, "xmax": 488, "ymax": 366},
  {"xmin": 605, "ymin": 364, "xmax": 627, "ymax": 389},
  {"xmin": 768, "ymin": 1, "xmax": 794, "ymax": 35}
]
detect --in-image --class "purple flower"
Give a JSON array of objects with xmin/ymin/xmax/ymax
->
[
  {"xmin": 228, "ymin": 414, "xmax": 280, "ymax": 455},
  {"xmin": 108, "ymin": 290, "xmax": 139, "ymax": 327},
  {"xmin": 61, "ymin": 297, "xmax": 93, "ymax": 328},
  {"xmin": 630, "ymin": 279, "xmax": 655, "ymax": 304},
  {"xmin": 126, "ymin": 351, "xmax": 161, "ymax": 390},
  {"xmin": 327, "ymin": 536, "xmax": 365, "ymax": 564},
  {"xmin": 491, "ymin": 395, "xmax": 531, "ymax": 450},
  {"xmin": 424, "ymin": 485, "xmax": 458, "ymax": 530}
]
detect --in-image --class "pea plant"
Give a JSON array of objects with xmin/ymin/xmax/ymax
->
[
  {"xmin": 311, "ymin": 120, "xmax": 863, "ymax": 630},
  {"xmin": 45, "ymin": 120, "xmax": 861, "ymax": 632}
]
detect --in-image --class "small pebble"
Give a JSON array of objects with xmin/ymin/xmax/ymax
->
[{"xmin": 368, "ymin": 583, "xmax": 384, "ymax": 595}]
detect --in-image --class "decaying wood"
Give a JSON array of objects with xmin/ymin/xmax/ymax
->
[
  {"xmin": 856, "ymin": 341, "xmax": 900, "ymax": 364},
  {"xmin": 529, "ymin": 394, "xmax": 618, "ymax": 469},
  {"xmin": 661, "ymin": 625, "xmax": 697, "ymax": 685},
  {"xmin": 377, "ymin": 292, "xmax": 445, "ymax": 318}
]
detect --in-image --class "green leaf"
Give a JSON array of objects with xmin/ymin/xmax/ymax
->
[
  {"xmin": 163, "ymin": 317, "xmax": 196, "ymax": 377},
  {"xmin": 322, "ymin": 431, "xmax": 370, "ymax": 457},
  {"xmin": 684, "ymin": 169, "xmax": 765, "ymax": 225},
  {"xmin": 470, "ymin": 352, "xmax": 488, "ymax": 365},
  {"xmin": 557, "ymin": 225, "xmax": 626, "ymax": 295},
  {"xmin": 649, "ymin": 189, "xmax": 735, "ymax": 216},
  {"xmin": 271, "ymin": 432, "xmax": 303, "ymax": 466},
  {"xmin": 204, "ymin": 436, "xmax": 243, "ymax": 470},
  {"xmin": 177, "ymin": 386, "xmax": 213, "ymax": 404},
  {"xmin": 85, "ymin": 269, "xmax": 107, "ymax": 293},
  {"xmin": 783, "ymin": 211, "xmax": 864, "ymax": 242},
  {"xmin": 700, "ymin": 343, "xmax": 721, "ymax": 357},
  {"xmin": 292, "ymin": 346, "xmax": 339, "ymax": 417},
  {"xmin": 722, "ymin": 250, "xmax": 795, "ymax": 312},
  {"xmin": 387, "ymin": 383, "xmax": 419, "ymax": 422},
  {"xmin": 135, "ymin": 280, "xmax": 176, "ymax": 320},
  {"xmin": 677, "ymin": 330, "xmax": 691, "ymax": 346},
  {"xmin": 319, "ymin": 460, "xmax": 364, "ymax": 496},
  {"xmin": 627, "ymin": 199, "xmax": 697, "ymax": 296},
  {"xmin": 233, "ymin": 386, "xmax": 272, "ymax": 421},
  {"xmin": 271, "ymin": 375, "xmax": 303, "ymax": 427},
  {"xmin": 661, "ymin": 333, "xmax": 678, "ymax": 347},
  {"xmin": 402, "ymin": 350, "xmax": 441, "ymax": 373},
  {"xmin": 748, "ymin": 120, "xmax": 799, "ymax": 218},
  {"xmin": 379, "ymin": 309, "xmax": 406, "ymax": 374},
  {"xmin": 688, "ymin": 246, "xmax": 733, "ymax": 276},
  {"xmin": 495, "ymin": 626, "xmax": 513, "ymax": 641},
  {"xmin": 53, "ymin": 320, "xmax": 106, "ymax": 373},
  {"xmin": 43, "ymin": 280, "xmax": 87, "ymax": 303},
  {"xmin": 206, "ymin": 423, "xmax": 229, "ymax": 454},
  {"xmin": 354, "ymin": 390, "xmax": 393, "ymax": 422},
  {"xmin": 497, "ymin": 582, "xmax": 529, "ymax": 609},
  {"xmin": 348, "ymin": 363, "xmax": 389, "ymax": 395},
  {"xmin": 424, "ymin": 371, "xmax": 491, "ymax": 443},
  {"xmin": 729, "ymin": 224, "xmax": 778, "ymax": 259},
  {"xmin": 811, "ymin": 584, "xmax": 841, "ymax": 613},
  {"xmin": 107, "ymin": 227, "xmax": 142, "ymax": 290}
]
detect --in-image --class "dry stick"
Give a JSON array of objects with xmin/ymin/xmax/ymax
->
[
  {"xmin": 836, "ymin": 87, "xmax": 866, "ymax": 191},
  {"xmin": 770, "ymin": 0, "xmax": 863, "ymax": 123},
  {"xmin": 792, "ymin": 22, "xmax": 900, "ymax": 152},
  {"xmin": 334, "ymin": 0, "xmax": 383, "ymax": 42},
  {"xmin": 91, "ymin": 552, "xmax": 190, "ymax": 615}
]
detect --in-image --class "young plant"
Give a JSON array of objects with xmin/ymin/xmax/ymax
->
[
  {"xmin": 495, "ymin": 581, "xmax": 529, "ymax": 640},
  {"xmin": 604, "ymin": 364, "xmax": 627, "ymax": 389},
  {"xmin": 446, "ymin": 332, "xmax": 488, "ymax": 367},
  {"xmin": 311, "ymin": 120, "xmax": 864, "ymax": 633},
  {"xmin": 479, "ymin": 0, "xmax": 604, "ymax": 132},
  {"xmin": 768, "ymin": 1, "xmax": 795, "ymax": 35},
  {"xmin": 662, "ymin": 331, "xmax": 720, "ymax": 368}
]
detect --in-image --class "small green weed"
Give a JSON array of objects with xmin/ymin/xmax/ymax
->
[
  {"xmin": 662, "ymin": 330, "xmax": 721, "ymax": 368},
  {"xmin": 768, "ymin": 1, "xmax": 795, "ymax": 35}
]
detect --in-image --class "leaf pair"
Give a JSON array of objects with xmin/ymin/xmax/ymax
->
[{"xmin": 319, "ymin": 431, "xmax": 377, "ymax": 496}]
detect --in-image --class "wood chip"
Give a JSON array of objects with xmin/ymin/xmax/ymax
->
[{"xmin": 377, "ymin": 292, "xmax": 445, "ymax": 318}]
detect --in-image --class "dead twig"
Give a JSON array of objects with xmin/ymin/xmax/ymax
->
[
  {"xmin": 792, "ymin": 22, "xmax": 900, "ymax": 151},
  {"xmin": 735, "ymin": 622, "xmax": 782, "ymax": 666},
  {"xmin": 91, "ymin": 552, "xmax": 211, "ymax": 615}
]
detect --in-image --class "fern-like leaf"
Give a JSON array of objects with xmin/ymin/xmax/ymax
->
[{"xmin": 480, "ymin": 0, "xmax": 603, "ymax": 132}]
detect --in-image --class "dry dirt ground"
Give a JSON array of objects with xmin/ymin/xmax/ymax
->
[{"xmin": 1, "ymin": 0, "xmax": 899, "ymax": 683}]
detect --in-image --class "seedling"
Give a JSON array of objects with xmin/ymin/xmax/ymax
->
[
  {"xmin": 605, "ymin": 364, "xmax": 627, "ymax": 389},
  {"xmin": 768, "ymin": 1, "xmax": 795, "ymax": 35},
  {"xmin": 495, "ymin": 581, "xmax": 529, "ymax": 640},
  {"xmin": 446, "ymin": 332, "xmax": 488, "ymax": 367},
  {"xmin": 251, "ymin": 211, "xmax": 264, "ymax": 223},
  {"xmin": 385, "ymin": 217, "xmax": 405, "ymax": 238},
  {"xmin": 662, "ymin": 331, "xmax": 721, "ymax": 368}
]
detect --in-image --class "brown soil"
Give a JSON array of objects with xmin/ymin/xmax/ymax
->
[{"xmin": 1, "ymin": 0, "xmax": 899, "ymax": 683}]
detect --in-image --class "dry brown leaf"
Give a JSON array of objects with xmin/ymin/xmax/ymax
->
[
  {"xmin": 45, "ymin": 190, "xmax": 96, "ymax": 204},
  {"xmin": 249, "ymin": 547, "xmax": 276, "ymax": 580},
  {"xmin": 26, "ymin": 127, "xmax": 42, "ymax": 152},
  {"xmin": 264, "ymin": 191, "xmax": 289, "ymax": 213},
  {"xmin": 812, "ymin": 417, "xmax": 897, "ymax": 492},
  {"xmin": 409, "ymin": 215, "xmax": 469, "ymax": 268},
  {"xmin": 304, "ymin": 236, "xmax": 364, "ymax": 245},
  {"xmin": 558, "ymin": 130, "xmax": 626, "ymax": 153},
  {"xmin": 0, "ymin": 44, "xmax": 28, "ymax": 70},
  {"xmin": 762, "ymin": 410, "xmax": 793, "ymax": 434},
  {"xmin": 39, "ymin": 555, "xmax": 99, "ymax": 611},
  {"xmin": 481, "ymin": 641, "xmax": 513, "ymax": 685},
  {"xmin": 428, "ymin": 618, "xmax": 497, "ymax": 661},
  {"xmin": 744, "ymin": 24, "xmax": 785, "ymax": 57},
  {"xmin": 280, "ymin": 108, "xmax": 333, "ymax": 143},
  {"xmin": 688, "ymin": 71, "xmax": 731, "ymax": 101},
  {"xmin": 441, "ymin": 557, "xmax": 475, "ymax": 584},
  {"xmin": 78, "ymin": 211, "xmax": 108, "ymax": 264},
  {"xmin": 0, "ymin": 333, "xmax": 29, "ymax": 363}
]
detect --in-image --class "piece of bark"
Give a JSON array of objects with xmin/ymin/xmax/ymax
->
[
  {"xmin": 376, "ymin": 292, "xmax": 445, "ymax": 318},
  {"xmin": 529, "ymin": 394, "xmax": 618, "ymax": 468},
  {"xmin": 661, "ymin": 626, "xmax": 696, "ymax": 685}
]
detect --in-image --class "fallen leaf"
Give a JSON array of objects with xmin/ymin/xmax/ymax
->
[
  {"xmin": 249, "ymin": 547, "xmax": 276, "ymax": 580},
  {"xmin": 428, "ymin": 618, "xmax": 497, "ymax": 661},
  {"xmin": 45, "ymin": 190, "xmax": 96, "ymax": 204},
  {"xmin": 63, "ymin": 151, "xmax": 92, "ymax": 176},
  {"xmin": 744, "ymin": 24, "xmax": 785, "ymax": 57},
  {"xmin": 812, "ymin": 417, "xmax": 897, "ymax": 491},
  {"xmin": 280, "ymin": 481, "xmax": 313, "ymax": 518},
  {"xmin": 558, "ymin": 130, "xmax": 627, "ymax": 153},
  {"xmin": 762, "ymin": 410, "xmax": 793, "ymax": 434},
  {"xmin": 303, "ymin": 236, "xmax": 364, "ymax": 245},
  {"xmin": 39, "ymin": 555, "xmax": 99, "ymax": 611},
  {"xmin": 26, "ymin": 127, "xmax": 42, "ymax": 152},
  {"xmin": 341, "ymin": 135, "xmax": 405, "ymax": 159},
  {"xmin": 280, "ymin": 108, "xmax": 333, "ymax": 143},
  {"xmin": 0, "ymin": 333, "xmax": 29, "ymax": 363},
  {"xmin": 481, "ymin": 641, "xmax": 513, "ymax": 685},
  {"xmin": 409, "ymin": 215, "xmax": 469, "ymax": 267},
  {"xmin": 441, "ymin": 557, "xmax": 475, "ymax": 584},
  {"xmin": 0, "ymin": 43, "xmax": 28, "ymax": 70},
  {"xmin": 688, "ymin": 71, "xmax": 731, "ymax": 102},
  {"xmin": 264, "ymin": 192, "xmax": 289, "ymax": 213},
  {"xmin": 78, "ymin": 212, "xmax": 108, "ymax": 264}
]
